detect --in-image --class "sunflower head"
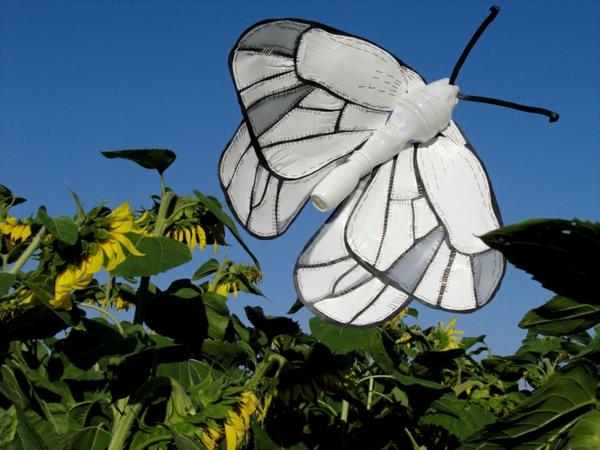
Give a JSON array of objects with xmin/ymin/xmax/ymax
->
[
  {"xmin": 167, "ymin": 224, "xmax": 207, "ymax": 252},
  {"xmin": 224, "ymin": 391, "xmax": 259, "ymax": 450},
  {"xmin": 0, "ymin": 217, "xmax": 32, "ymax": 251},
  {"xmin": 208, "ymin": 262, "xmax": 263, "ymax": 299},
  {"xmin": 430, "ymin": 318, "xmax": 464, "ymax": 351}
]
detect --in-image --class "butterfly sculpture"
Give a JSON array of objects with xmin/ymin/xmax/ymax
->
[{"xmin": 219, "ymin": 6, "xmax": 558, "ymax": 326}]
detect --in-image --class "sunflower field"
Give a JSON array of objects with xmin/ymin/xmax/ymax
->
[{"xmin": 0, "ymin": 150, "xmax": 599, "ymax": 450}]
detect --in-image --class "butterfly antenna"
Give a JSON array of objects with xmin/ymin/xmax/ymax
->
[
  {"xmin": 458, "ymin": 93, "xmax": 559, "ymax": 122},
  {"xmin": 449, "ymin": 5, "xmax": 500, "ymax": 85},
  {"xmin": 450, "ymin": 5, "xmax": 559, "ymax": 122}
]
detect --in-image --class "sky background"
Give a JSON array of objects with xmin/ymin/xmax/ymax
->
[{"xmin": 1, "ymin": 0, "xmax": 599, "ymax": 355}]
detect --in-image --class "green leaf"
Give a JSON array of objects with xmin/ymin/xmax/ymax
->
[
  {"xmin": 309, "ymin": 317, "xmax": 378, "ymax": 354},
  {"xmin": 482, "ymin": 219, "xmax": 600, "ymax": 303},
  {"xmin": 0, "ymin": 273, "xmax": 16, "ymax": 297},
  {"xmin": 166, "ymin": 378, "xmax": 195, "ymax": 425},
  {"xmin": 191, "ymin": 258, "xmax": 220, "ymax": 280},
  {"xmin": 0, "ymin": 184, "xmax": 26, "ymax": 208},
  {"xmin": 0, "ymin": 405, "xmax": 17, "ymax": 448},
  {"xmin": 36, "ymin": 207, "xmax": 79, "ymax": 245},
  {"xmin": 23, "ymin": 279, "xmax": 83, "ymax": 328},
  {"xmin": 563, "ymin": 409, "xmax": 600, "ymax": 450},
  {"xmin": 392, "ymin": 372, "xmax": 446, "ymax": 390},
  {"xmin": 461, "ymin": 335, "xmax": 487, "ymax": 351},
  {"xmin": 69, "ymin": 400, "xmax": 110, "ymax": 427},
  {"xmin": 58, "ymin": 426, "xmax": 112, "ymax": 450},
  {"xmin": 173, "ymin": 433, "xmax": 201, "ymax": 450},
  {"xmin": 144, "ymin": 281, "xmax": 208, "ymax": 346},
  {"xmin": 246, "ymin": 306, "xmax": 300, "ymax": 343},
  {"xmin": 193, "ymin": 191, "xmax": 259, "ymax": 266},
  {"xmin": 11, "ymin": 410, "xmax": 48, "ymax": 450},
  {"xmin": 0, "ymin": 305, "xmax": 74, "ymax": 342},
  {"xmin": 130, "ymin": 429, "xmax": 172, "ymax": 450},
  {"xmin": 101, "ymin": 149, "xmax": 176, "ymax": 174},
  {"xmin": 287, "ymin": 299, "xmax": 304, "ymax": 314},
  {"xmin": 156, "ymin": 359, "xmax": 210, "ymax": 391},
  {"xmin": 58, "ymin": 318, "xmax": 138, "ymax": 369},
  {"xmin": 520, "ymin": 295, "xmax": 600, "ymax": 336},
  {"xmin": 203, "ymin": 292, "xmax": 231, "ymax": 341},
  {"xmin": 461, "ymin": 361, "xmax": 597, "ymax": 449},
  {"xmin": 421, "ymin": 393, "xmax": 495, "ymax": 440},
  {"xmin": 0, "ymin": 365, "xmax": 28, "ymax": 409},
  {"xmin": 112, "ymin": 233, "xmax": 191, "ymax": 277},
  {"xmin": 201, "ymin": 340, "xmax": 248, "ymax": 370}
]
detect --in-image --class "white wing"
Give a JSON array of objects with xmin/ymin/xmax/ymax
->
[
  {"xmin": 295, "ymin": 179, "xmax": 411, "ymax": 326},
  {"xmin": 220, "ymin": 19, "xmax": 424, "ymax": 237},
  {"xmin": 345, "ymin": 126, "xmax": 505, "ymax": 312},
  {"xmin": 220, "ymin": 122, "xmax": 333, "ymax": 237}
]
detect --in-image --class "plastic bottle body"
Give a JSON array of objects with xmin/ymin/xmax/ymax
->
[{"xmin": 310, "ymin": 78, "xmax": 459, "ymax": 212}]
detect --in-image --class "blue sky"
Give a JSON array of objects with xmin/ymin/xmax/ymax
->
[{"xmin": 1, "ymin": 0, "xmax": 599, "ymax": 355}]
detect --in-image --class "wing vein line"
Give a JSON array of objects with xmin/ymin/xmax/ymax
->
[
  {"xmin": 239, "ymin": 69, "xmax": 295, "ymax": 93},
  {"xmin": 349, "ymin": 286, "xmax": 387, "ymax": 324},
  {"xmin": 225, "ymin": 144, "xmax": 253, "ymax": 190},
  {"xmin": 374, "ymin": 156, "xmax": 397, "ymax": 266},
  {"xmin": 436, "ymin": 249, "xmax": 456, "ymax": 306}
]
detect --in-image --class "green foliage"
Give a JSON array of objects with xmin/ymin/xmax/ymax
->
[
  {"xmin": 112, "ymin": 234, "xmax": 192, "ymax": 277},
  {"xmin": 482, "ymin": 218, "xmax": 599, "ymax": 303},
  {"xmin": 1, "ymin": 160, "xmax": 599, "ymax": 450},
  {"xmin": 36, "ymin": 207, "xmax": 79, "ymax": 246},
  {"xmin": 101, "ymin": 149, "xmax": 177, "ymax": 174}
]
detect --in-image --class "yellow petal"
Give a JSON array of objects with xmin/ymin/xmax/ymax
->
[
  {"xmin": 85, "ymin": 248, "xmax": 104, "ymax": 274},
  {"xmin": 224, "ymin": 423, "xmax": 237, "ymax": 450},
  {"xmin": 196, "ymin": 225, "xmax": 206, "ymax": 250},
  {"xmin": 188, "ymin": 227, "xmax": 197, "ymax": 250},
  {"xmin": 216, "ymin": 284, "xmax": 228, "ymax": 296},
  {"xmin": 51, "ymin": 291, "xmax": 72, "ymax": 309},
  {"xmin": 103, "ymin": 240, "xmax": 125, "ymax": 271},
  {"xmin": 113, "ymin": 233, "xmax": 144, "ymax": 256},
  {"xmin": 184, "ymin": 227, "xmax": 191, "ymax": 246},
  {"xmin": 108, "ymin": 202, "xmax": 131, "ymax": 220},
  {"xmin": 101, "ymin": 241, "xmax": 115, "ymax": 266}
]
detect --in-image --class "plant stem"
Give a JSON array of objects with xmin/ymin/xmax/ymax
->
[
  {"xmin": 133, "ymin": 190, "xmax": 177, "ymax": 325},
  {"xmin": 108, "ymin": 400, "xmax": 142, "ymax": 450},
  {"xmin": 366, "ymin": 377, "xmax": 374, "ymax": 411},
  {"xmin": 357, "ymin": 374, "xmax": 396, "ymax": 384},
  {"xmin": 80, "ymin": 303, "xmax": 124, "ymax": 334},
  {"xmin": 163, "ymin": 200, "xmax": 196, "ymax": 229},
  {"xmin": 404, "ymin": 428, "xmax": 424, "ymax": 450},
  {"xmin": 9, "ymin": 226, "xmax": 46, "ymax": 275},
  {"xmin": 249, "ymin": 353, "xmax": 287, "ymax": 388},
  {"xmin": 153, "ymin": 191, "xmax": 176, "ymax": 237},
  {"xmin": 340, "ymin": 400, "xmax": 349, "ymax": 422},
  {"xmin": 159, "ymin": 173, "xmax": 166, "ymax": 197}
]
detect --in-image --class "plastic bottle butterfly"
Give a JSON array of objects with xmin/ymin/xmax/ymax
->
[{"xmin": 219, "ymin": 6, "xmax": 558, "ymax": 326}]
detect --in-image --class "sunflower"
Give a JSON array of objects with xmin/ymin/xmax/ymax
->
[
  {"xmin": 51, "ymin": 202, "xmax": 143, "ymax": 309},
  {"xmin": 97, "ymin": 202, "xmax": 145, "ymax": 271},
  {"xmin": 166, "ymin": 224, "xmax": 207, "ymax": 252},
  {"xmin": 431, "ymin": 318, "xmax": 464, "ymax": 351},
  {"xmin": 52, "ymin": 250, "xmax": 104, "ymax": 309},
  {"xmin": 210, "ymin": 264, "xmax": 263, "ymax": 299},
  {"xmin": 224, "ymin": 391, "xmax": 259, "ymax": 450},
  {"xmin": 0, "ymin": 217, "xmax": 32, "ymax": 249},
  {"xmin": 200, "ymin": 424, "xmax": 223, "ymax": 450}
]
